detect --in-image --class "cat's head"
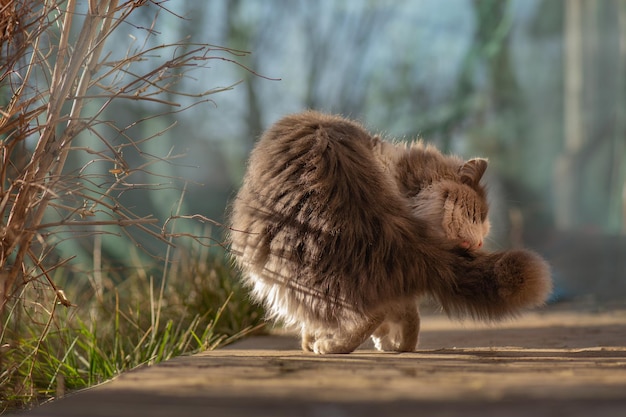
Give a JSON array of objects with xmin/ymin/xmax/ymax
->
[{"xmin": 411, "ymin": 158, "xmax": 490, "ymax": 250}]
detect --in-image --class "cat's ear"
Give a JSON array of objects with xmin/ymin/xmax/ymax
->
[{"xmin": 459, "ymin": 158, "xmax": 488, "ymax": 187}]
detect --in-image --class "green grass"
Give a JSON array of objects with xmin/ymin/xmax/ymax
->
[{"xmin": 0, "ymin": 248, "xmax": 264, "ymax": 414}]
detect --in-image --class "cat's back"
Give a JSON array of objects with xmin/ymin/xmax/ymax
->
[
  {"xmin": 246, "ymin": 110, "xmax": 375, "ymax": 179},
  {"xmin": 260, "ymin": 110, "xmax": 369, "ymax": 145},
  {"xmin": 230, "ymin": 111, "xmax": 419, "ymax": 304},
  {"xmin": 238, "ymin": 110, "xmax": 394, "ymax": 218}
]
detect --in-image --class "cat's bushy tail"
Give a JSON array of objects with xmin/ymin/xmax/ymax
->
[{"xmin": 428, "ymin": 248, "xmax": 552, "ymax": 320}]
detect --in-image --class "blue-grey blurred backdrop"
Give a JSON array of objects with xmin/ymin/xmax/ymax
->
[{"xmin": 65, "ymin": 0, "xmax": 626, "ymax": 303}]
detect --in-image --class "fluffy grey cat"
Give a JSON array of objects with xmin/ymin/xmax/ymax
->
[{"xmin": 228, "ymin": 111, "xmax": 551, "ymax": 354}]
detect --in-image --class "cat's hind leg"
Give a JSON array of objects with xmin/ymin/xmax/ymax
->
[
  {"xmin": 300, "ymin": 327, "xmax": 315, "ymax": 352},
  {"xmin": 312, "ymin": 315, "xmax": 384, "ymax": 354},
  {"xmin": 371, "ymin": 300, "xmax": 420, "ymax": 352},
  {"xmin": 396, "ymin": 303, "xmax": 420, "ymax": 352}
]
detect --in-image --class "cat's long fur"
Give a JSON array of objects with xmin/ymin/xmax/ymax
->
[{"xmin": 228, "ymin": 111, "xmax": 552, "ymax": 353}]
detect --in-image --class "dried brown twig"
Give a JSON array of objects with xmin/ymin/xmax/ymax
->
[{"xmin": 0, "ymin": 0, "xmax": 258, "ymax": 346}]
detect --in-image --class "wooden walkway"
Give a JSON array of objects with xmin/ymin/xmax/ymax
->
[{"xmin": 15, "ymin": 306, "xmax": 626, "ymax": 417}]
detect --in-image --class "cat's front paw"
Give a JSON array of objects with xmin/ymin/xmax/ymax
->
[
  {"xmin": 371, "ymin": 321, "xmax": 402, "ymax": 352},
  {"xmin": 371, "ymin": 334, "xmax": 402, "ymax": 352},
  {"xmin": 371, "ymin": 323, "xmax": 416, "ymax": 352},
  {"xmin": 371, "ymin": 334, "xmax": 394, "ymax": 352}
]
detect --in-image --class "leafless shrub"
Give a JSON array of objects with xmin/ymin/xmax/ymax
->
[{"xmin": 0, "ymin": 1, "xmax": 253, "ymax": 346}]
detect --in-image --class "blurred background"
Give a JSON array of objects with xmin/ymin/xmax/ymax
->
[
  {"xmin": 68, "ymin": 0, "xmax": 626, "ymax": 304},
  {"xmin": 5, "ymin": 1, "xmax": 624, "ymax": 406}
]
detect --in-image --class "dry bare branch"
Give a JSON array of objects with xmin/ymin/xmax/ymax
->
[{"xmin": 0, "ymin": 0, "xmax": 261, "ymax": 357}]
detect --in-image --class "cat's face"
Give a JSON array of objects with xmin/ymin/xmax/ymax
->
[
  {"xmin": 411, "ymin": 182, "xmax": 490, "ymax": 250},
  {"xmin": 411, "ymin": 159, "xmax": 490, "ymax": 251}
]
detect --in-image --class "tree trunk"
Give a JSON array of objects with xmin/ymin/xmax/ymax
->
[{"xmin": 554, "ymin": 0, "xmax": 584, "ymax": 230}]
